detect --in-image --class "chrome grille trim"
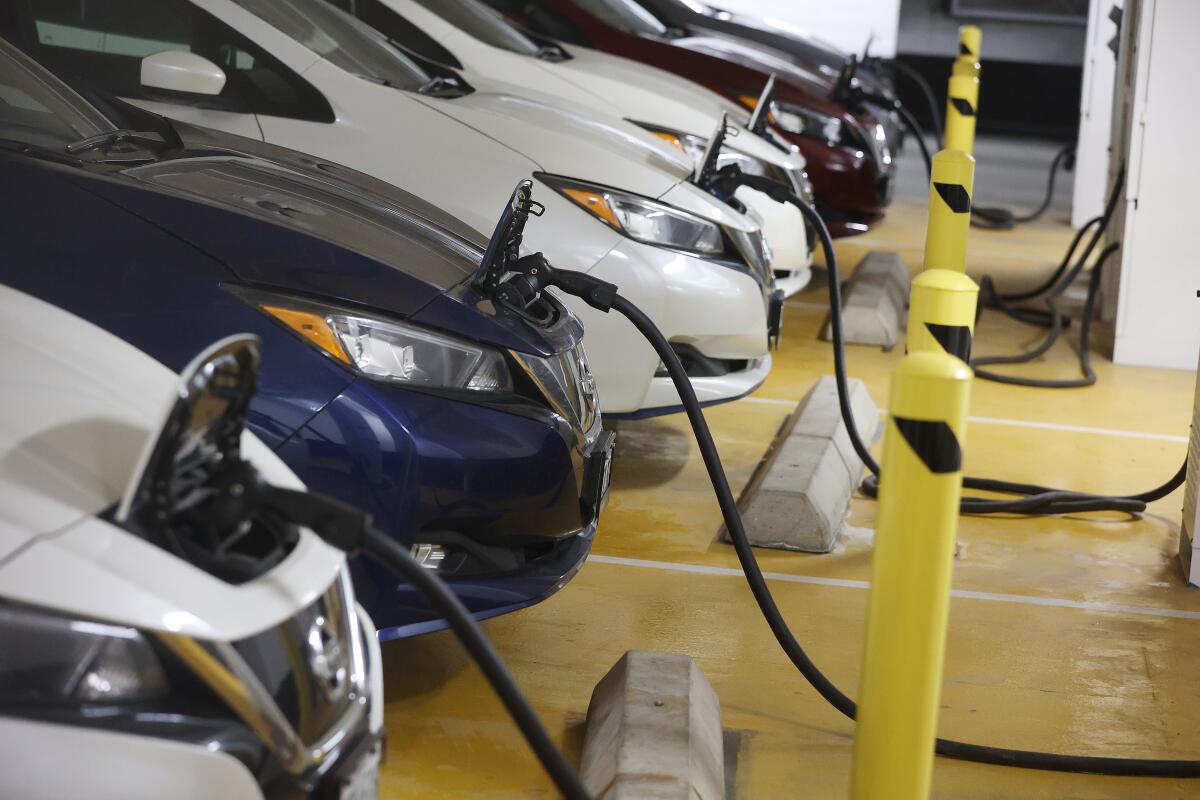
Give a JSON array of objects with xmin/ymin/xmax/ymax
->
[
  {"xmin": 511, "ymin": 342, "xmax": 602, "ymax": 444},
  {"xmin": 726, "ymin": 226, "xmax": 774, "ymax": 286},
  {"xmin": 155, "ymin": 567, "xmax": 369, "ymax": 778}
]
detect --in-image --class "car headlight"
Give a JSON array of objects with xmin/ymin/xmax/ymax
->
[
  {"xmin": 637, "ymin": 123, "xmax": 709, "ymax": 164},
  {"xmin": 0, "ymin": 602, "xmax": 168, "ymax": 705},
  {"xmin": 797, "ymin": 169, "xmax": 815, "ymax": 206},
  {"xmin": 539, "ymin": 174, "xmax": 725, "ymax": 256},
  {"xmin": 738, "ymin": 95, "xmax": 851, "ymax": 148},
  {"xmin": 868, "ymin": 121, "xmax": 893, "ymax": 170},
  {"xmin": 632, "ymin": 121, "xmax": 793, "ymax": 187},
  {"xmin": 236, "ymin": 290, "xmax": 512, "ymax": 393}
]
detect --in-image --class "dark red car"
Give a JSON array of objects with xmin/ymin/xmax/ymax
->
[{"xmin": 481, "ymin": 0, "xmax": 897, "ymax": 236}]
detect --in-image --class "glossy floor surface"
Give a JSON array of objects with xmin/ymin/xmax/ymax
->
[{"xmin": 376, "ymin": 147, "xmax": 1200, "ymax": 798}]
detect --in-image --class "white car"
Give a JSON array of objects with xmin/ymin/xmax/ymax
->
[
  {"xmin": 349, "ymin": 0, "xmax": 816, "ymax": 295},
  {"xmin": 0, "ymin": 286, "xmax": 385, "ymax": 799},
  {"xmin": 3, "ymin": 0, "xmax": 781, "ymax": 416}
]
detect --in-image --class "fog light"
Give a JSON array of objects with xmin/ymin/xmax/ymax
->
[{"xmin": 410, "ymin": 543, "xmax": 447, "ymax": 570}]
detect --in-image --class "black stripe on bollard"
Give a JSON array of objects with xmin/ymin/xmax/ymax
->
[
  {"xmin": 892, "ymin": 418, "xmax": 963, "ymax": 473},
  {"xmin": 949, "ymin": 97, "xmax": 976, "ymax": 117},
  {"xmin": 924, "ymin": 323, "xmax": 973, "ymax": 361},
  {"xmin": 933, "ymin": 182, "xmax": 972, "ymax": 214}
]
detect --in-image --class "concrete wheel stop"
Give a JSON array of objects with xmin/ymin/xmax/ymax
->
[
  {"xmin": 725, "ymin": 376, "xmax": 880, "ymax": 553},
  {"xmin": 580, "ymin": 651, "xmax": 725, "ymax": 799},
  {"xmin": 820, "ymin": 251, "xmax": 911, "ymax": 349}
]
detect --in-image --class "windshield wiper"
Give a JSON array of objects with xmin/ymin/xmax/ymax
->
[
  {"xmin": 355, "ymin": 73, "xmax": 396, "ymax": 87},
  {"xmin": 65, "ymin": 128, "xmax": 167, "ymax": 155},
  {"xmin": 417, "ymin": 76, "xmax": 467, "ymax": 98},
  {"xmin": 536, "ymin": 44, "xmax": 569, "ymax": 62},
  {"xmin": 0, "ymin": 136, "xmax": 81, "ymax": 165}
]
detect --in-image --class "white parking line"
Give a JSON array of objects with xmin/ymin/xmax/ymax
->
[
  {"xmin": 965, "ymin": 415, "xmax": 1189, "ymax": 444},
  {"xmin": 587, "ymin": 554, "xmax": 1200, "ymax": 620},
  {"xmin": 741, "ymin": 396, "xmax": 1187, "ymax": 443},
  {"xmin": 742, "ymin": 396, "xmax": 796, "ymax": 407}
]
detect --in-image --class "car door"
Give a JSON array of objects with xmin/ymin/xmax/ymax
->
[{"xmin": 0, "ymin": 0, "xmax": 331, "ymax": 140}]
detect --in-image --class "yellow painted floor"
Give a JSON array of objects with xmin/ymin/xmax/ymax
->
[{"xmin": 377, "ymin": 202, "xmax": 1200, "ymax": 798}]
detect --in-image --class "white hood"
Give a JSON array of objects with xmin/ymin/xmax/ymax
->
[
  {"xmin": 0, "ymin": 285, "xmax": 344, "ymax": 639},
  {"xmin": 412, "ymin": 77, "xmax": 694, "ymax": 201},
  {"xmin": 386, "ymin": 0, "xmax": 804, "ymax": 175},
  {"xmin": 550, "ymin": 46, "xmax": 806, "ymax": 171}
]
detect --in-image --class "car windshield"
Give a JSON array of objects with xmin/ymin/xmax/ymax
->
[
  {"xmin": 229, "ymin": 0, "xmax": 432, "ymax": 89},
  {"xmin": 572, "ymin": 0, "xmax": 670, "ymax": 36},
  {"xmin": 411, "ymin": 0, "xmax": 542, "ymax": 57},
  {"xmin": 654, "ymin": 0, "xmax": 714, "ymax": 16},
  {"xmin": 0, "ymin": 40, "xmax": 111, "ymax": 150}
]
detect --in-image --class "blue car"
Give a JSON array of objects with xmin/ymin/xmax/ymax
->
[{"xmin": 0, "ymin": 38, "xmax": 612, "ymax": 639}]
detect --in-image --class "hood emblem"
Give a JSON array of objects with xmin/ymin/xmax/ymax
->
[{"xmin": 305, "ymin": 614, "xmax": 347, "ymax": 700}]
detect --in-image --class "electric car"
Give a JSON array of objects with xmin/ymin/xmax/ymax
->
[
  {"xmin": 481, "ymin": 0, "xmax": 899, "ymax": 236},
  {"xmin": 0, "ymin": 0, "xmax": 781, "ymax": 415},
  {"xmin": 0, "ymin": 38, "xmax": 610, "ymax": 639},
  {"xmin": 0, "ymin": 287, "xmax": 385, "ymax": 799},
  {"xmin": 628, "ymin": 0, "xmax": 895, "ymax": 91},
  {"xmin": 328, "ymin": 0, "xmax": 815, "ymax": 295}
]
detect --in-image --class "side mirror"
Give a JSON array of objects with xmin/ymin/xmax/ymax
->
[{"xmin": 140, "ymin": 50, "xmax": 226, "ymax": 96}]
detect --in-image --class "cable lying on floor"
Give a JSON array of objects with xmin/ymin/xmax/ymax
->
[
  {"xmin": 494, "ymin": 233, "xmax": 1199, "ymax": 778},
  {"xmin": 972, "ymin": 169, "xmax": 1124, "ymax": 387},
  {"xmin": 971, "ymin": 242, "xmax": 1116, "ymax": 387},
  {"xmin": 860, "ymin": 56, "xmax": 1075, "ymax": 231},
  {"xmin": 704, "ymin": 164, "xmax": 1184, "ymax": 516},
  {"xmin": 970, "ymin": 143, "xmax": 1076, "ymax": 230}
]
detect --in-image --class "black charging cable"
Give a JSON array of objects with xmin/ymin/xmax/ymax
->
[
  {"xmin": 870, "ymin": 57, "xmax": 944, "ymax": 145},
  {"xmin": 711, "ymin": 167, "xmax": 1183, "ymax": 516},
  {"xmin": 497, "ymin": 248, "xmax": 1199, "ymax": 777},
  {"xmin": 256, "ymin": 487, "xmax": 593, "ymax": 800},
  {"xmin": 853, "ymin": 58, "xmax": 1075, "ymax": 231},
  {"xmin": 686, "ymin": 162, "xmax": 1180, "ymax": 515},
  {"xmin": 479, "ymin": 174, "xmax": 1192, "ymax": 776},
  {"xmin": 979, "ymin": 214, "xmax": 1102, "ymax": 329},
  {"xmin": 972, "ymin": 169, "xmax": 1124, "ymax": 387},
  {"xmin": 971, "ymin": 242, "xmax": 1115, "ymax": 387},
  {"xmin": 970, "ymin": 143, "xmax": 1076, "ymax": 230}
]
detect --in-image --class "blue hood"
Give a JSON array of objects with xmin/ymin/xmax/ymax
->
[{"xmin": 62, "ymin": 121, "xmax": 576, "ymax": 357}]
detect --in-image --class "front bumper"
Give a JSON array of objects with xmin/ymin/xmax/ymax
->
[
  {"xmin": 633, "ymin": 353, "xmax": 773, "ymax": 418},
  {"xmin": 0, "ymin": 599, "xmax": 386, "ymax": 800},
  {"xmin": 791, "ymin": 136, "xmax": 890, "ymax": 237},
  {"xmin": 277, "ymin": 377, "xmax": 605, "ymax": 639},
  {"xmin": 563, "ymin": 240, "xmax": 773, "ymax": 415},
  {"xmin": 738, "ymin": 185, "xmax": 811, "ymax": 278}
]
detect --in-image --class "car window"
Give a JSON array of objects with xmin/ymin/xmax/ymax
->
[
  {"xmin": 229, "ymin": 0, "xmax": 431, "ymax": 90},
  {"xmin": 0, "ymin": 39, "xmax": 111, "ymax": 148},
  {"xmin": 411, "ymin": 0, "xmax": 541, "ymax": 57},
  {"xmin": 0, "ymin": 0, "xmax": 333, "ymax": 121},
  {"xmin": 570, "ymin": 0, "xmax": 669, "ymax": 36},
  {"xmin": 479, "ymin": 0, "xmax": 593, "ymax": 47},
  {"xmin": 326, "ymin": 0, "xmax": 463, "ymax": 69}
]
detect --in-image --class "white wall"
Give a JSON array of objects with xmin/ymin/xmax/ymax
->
[
  {"xmin": 713, "ymin": 0, "xmax": 902, "ymax": 58},
  {"xmin": 1108, "ymin": 0, "xmax": 1200, "ymax": 371},
  {"xmin": 1072, "ymin": 0, "xmax": 1120, "ymax": 228},
  {"xmin": 896, "ymin": 0, "xmax": 1086, "ymax": 65}
]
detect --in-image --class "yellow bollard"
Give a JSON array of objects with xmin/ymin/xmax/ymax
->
[
  {"xmin": 952, "ymin": 56, "xmax": 980, "ymax": 79},
  {"xmin": 944, "ymin": 75, "xmax": 980, "ymax": 153},
  {"xmin": 923, "ymin": 149, "xmax": 975, "ymax": 272},
  {"xmin": 907, "ymin": 269, "xmax": 979, "ymax": 361},
  {"xmin": 953, "ymin": 24, "xmax": 982, "ymax": 80},
  {"xmin": 849, "ymin": 350, "xmax": 972, "ymax": 800},
  {"xmin": 958, "ymin": 24, "xmax": 982, "ymax": 62}
]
